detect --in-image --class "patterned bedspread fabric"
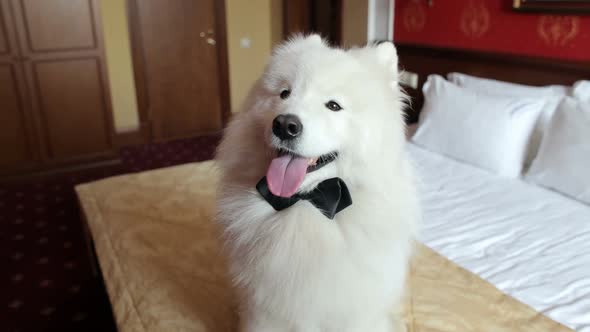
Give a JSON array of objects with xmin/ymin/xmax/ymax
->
[{"xmin": 75, "ymin": 161, "xmax": 572, "ymax": 332}]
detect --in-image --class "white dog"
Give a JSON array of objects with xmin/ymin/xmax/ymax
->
[{"xmin": 216, "ymin": 35, "xmax": 419, "ymax": 332}]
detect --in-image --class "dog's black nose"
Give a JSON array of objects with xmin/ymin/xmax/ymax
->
[{"xmin": 272, "ymin": 114, "xmax": 302, "ymax": 140}]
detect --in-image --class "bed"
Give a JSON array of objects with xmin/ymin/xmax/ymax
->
[
  {"xmin": 77, "ymin": 159, "xmax": 575, "ymax": 332},
  {"xmin": 409, "ymin": 143, "xmax": 590, "ymax": 332},
  {"xmin": 398, "ymin": 43, "xmax": 590, "ymax": 331},
  {"xmin": 77, "ymin": 45, "xmax": 590, "ymax": 331}
]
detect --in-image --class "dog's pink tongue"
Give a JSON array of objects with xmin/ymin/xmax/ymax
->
[{"xmin": 266, "ymin": 154, "xmax": 309, "ymax": 198}]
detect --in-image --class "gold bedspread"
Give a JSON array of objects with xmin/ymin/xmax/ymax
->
[{"xmin": 76, "ymin": 161, "xmax": 571, "ymax": 332}]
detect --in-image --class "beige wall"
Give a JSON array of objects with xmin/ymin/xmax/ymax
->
[
  {"xmin": 270, "ymin": 0, "xmax": 283, "ymax": 46},
  {"xmin": 341, "ymin": 0, "xmax": 368, "ymax": 47},
  {"xmin": 225, "ymin": 0, "xmax": 277, "ymax": 113},
  {"xmin": 100, "ymin": 0, "xmax": 139, "ymax": 132}
]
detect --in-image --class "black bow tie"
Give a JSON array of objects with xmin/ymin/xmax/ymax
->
[{"xmin": 256, "ymin": 177, "xmax": 352, "ymax": 219}]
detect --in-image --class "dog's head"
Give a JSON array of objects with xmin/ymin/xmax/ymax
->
[{"xmin": 218, "ymin": 35, "xmax": 407, "ymax": 197}]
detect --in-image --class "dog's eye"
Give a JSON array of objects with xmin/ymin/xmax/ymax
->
[
  {"xmin": 325, "ymin": 101, "xmax": 342, "ymax": 112},
  {"xmin": 280, "ymin": 89, "xmax": 291, "ymax": 99}
]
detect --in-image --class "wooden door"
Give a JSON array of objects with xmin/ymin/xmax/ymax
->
[
  {"xmin": 284, "ymin": 0, "xmax": 311, "ymax": 37},
  {"xmin": 0, "ymin": 0, "xmax": 37, "ymax": 170},
  {"xmin": 10, "ymin": 0, "xmax": 115, "ymax": 163},
  {"xmin": 128, "ymin": 0, "xmax": 229, "ymax": 141},
  {"xmin": 284, "ymin": 0, "xmax": 342, "ymax": 45}
]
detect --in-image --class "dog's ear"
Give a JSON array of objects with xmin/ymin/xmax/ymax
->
[
  {"xmin": 307, "ymin": 34, "xmax": 323, "ymax": 45},
  {"xmin": 375, "ymin": 42, "xmax": 399, "ymax": 82},
  {"xmin": 278, "ymin": 33, "xmax": 325, "ymax": 53}
]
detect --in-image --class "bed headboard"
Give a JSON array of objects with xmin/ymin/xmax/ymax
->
[{"xmin": 396, "ymin": 43, "xmax": 590, "ymax": 123}]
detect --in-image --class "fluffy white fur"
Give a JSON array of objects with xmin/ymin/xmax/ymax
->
[{"xmin": 215, "ymin": 35, "xmax": 419, "ymax": 332}]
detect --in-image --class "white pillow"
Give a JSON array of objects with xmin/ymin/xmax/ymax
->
[
  {"xmin": 526, "ymin": 97, "xmax": 590, "ymax": 205},
  {"xmin": 412, "ymin": 75, "xmax": 546, "ymax": 178},
  {"xmin": 573, "ymin": 80, "xmax": 590, "ymax": 104},
  {"xmin": 448, "ymin": 72, "xmax": 563, "ymax": 169},
  {"xmin": 447, "ymin": 72, "xmax": 570, "ymax": 97}
]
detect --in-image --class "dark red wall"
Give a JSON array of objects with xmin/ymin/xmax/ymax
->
[{"xmin": 393, "ymin": 0, "xmax": 590, "ymax": 61}]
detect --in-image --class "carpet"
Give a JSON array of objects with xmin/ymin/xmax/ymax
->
[{"xmin": 0, "ymin": 134, "xmax": 220, "ymax": 332}]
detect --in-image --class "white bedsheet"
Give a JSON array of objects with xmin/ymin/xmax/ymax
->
[{"xmin": 408, "ymin": 143, "xmax": 590, "ymax": 332}]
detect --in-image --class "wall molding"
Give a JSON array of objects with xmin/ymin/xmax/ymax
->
[
  {"xmin": 114, "ymin": 121, "xmax": 150, "ymax": 147},
  {"xmin": 368, "ymin": 0, "xmax": 394, "ymax": 42}
]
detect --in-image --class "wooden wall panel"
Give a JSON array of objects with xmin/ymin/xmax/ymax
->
[
  {"xmin": 0, "ymin": 5, "xmax": 8, "ymax": 54},
  {"xmin": 33, "ymin": 58, "xmax": 110, "ymax": 159},
  {"xmin": 0, "ymin": 0, "xmax": 116, "ymax": 176},
  {"xmin": 0, "ymin": 64, "xmax": 32, "ymax": 166},
  {"xmin": 20, "ymin": 0, "xmax": 96, "ymax": 51}
]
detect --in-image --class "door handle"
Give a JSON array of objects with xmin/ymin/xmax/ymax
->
[
  {"xmin": 200, "ymin": 29, "xmax": 215, "ymax": 46},
  {"xmin": 200, "ymin": 29, "xmax": 215, "ymax": 37}
]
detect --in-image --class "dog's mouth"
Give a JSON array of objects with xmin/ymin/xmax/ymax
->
[
  {"xmin": 277, "ymin": 149, "xmax": 338, "ymax": 173},
  {"xmin": 266, "ymin": 149, "xmax": 338, "ymax": 198}
]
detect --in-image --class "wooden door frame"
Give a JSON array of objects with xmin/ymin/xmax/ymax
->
[{"xmin": 125, "ymin": 0, "xmax": 231, "ymax": 145}]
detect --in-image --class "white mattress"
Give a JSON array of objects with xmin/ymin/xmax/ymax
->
[{"xmin": 408, "ymin": 143, "xmax": 590, "ymax": 332}]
